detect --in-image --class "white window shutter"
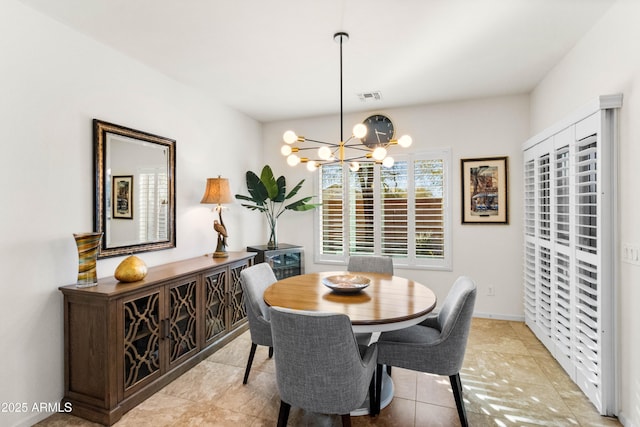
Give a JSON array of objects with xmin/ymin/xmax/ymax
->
[
  {"xmin": 316, "ymin": 150, "xmax": 451, "ymax": 270},
  {"xmin": 318, "ymin": 163, "xmax": 345, "ymax": 256},
  {"xmin": 522, "ymin": 95, "xmax": 621, "ymax": 416}
]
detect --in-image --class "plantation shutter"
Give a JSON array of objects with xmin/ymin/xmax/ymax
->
[
  {"xmin": 538, "ymin": 154, "xmax": 551, "ymax": 241},
  {"xmin": 415, "ymin": 159, "xmax": 445, "ymax": 260},
  {"xmin": 380, "ymin": 161, "xmax": 408, "ymax": 257},
  {"xmin": 538, "ymin": 152, "xmax": 553, "ymax": 341},
  {"xmin": 573, "ymin": 134, "xmax": 604, "ymax": 407},
  {"xmin": 349, "ymin": 164, "xmax": 375, "ymax": 255},
  {"xmin": 553, "ymin": 144, "xmax": 572, "ymax": 367},
  {"xmin": 317, "ymin": 150, "xmax": 451, "ymax": 269},
  {"xmin": 522, "ymin": 95, "xmax": 621, "ymax": 415},
  {"xmin": 523, "ymin": 158, "xmax": 537, "ymax": 324},
  {"xmin": 319, "ymin": 163, "xmax": 344, "ymax": 255},
  {"xmin": 139, "ymin": 169, "xmax": 168, "ymax": 242}
]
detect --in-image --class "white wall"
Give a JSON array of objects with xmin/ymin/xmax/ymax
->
[
  {"xmin": 530, "ymin": 1, "xmax": 640, "ymax": 425},
  {"xmin": 262, "ymin": 95, "xmax": 529, "ymax": 319},
  {"xmin": 0, "ymin": 2, "xmax": 263, "ymax": 426}
]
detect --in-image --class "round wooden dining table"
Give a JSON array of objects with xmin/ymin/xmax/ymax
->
[
  {"xmin": 263, "ymin": 270, "xmax": 437, "ymax": 415},
  {"xmin": 263, "ymin": 270, "xmax": 437, "ymax": 333}
]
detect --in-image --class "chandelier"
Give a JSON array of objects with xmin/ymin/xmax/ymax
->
[{"xmin": 281, "ymin": 32, "xmax": 412, "ymax": 172}]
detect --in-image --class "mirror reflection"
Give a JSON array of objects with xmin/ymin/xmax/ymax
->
[{"xmin": 94, "ymin": 120, "xmax": 176, "ymax": 258}]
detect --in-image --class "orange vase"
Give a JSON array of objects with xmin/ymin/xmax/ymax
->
[{"xmin": 74, "ymin": 232, "xmax": 103, "ymax": 287}]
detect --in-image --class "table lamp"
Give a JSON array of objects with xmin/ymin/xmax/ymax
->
[{"xmin": 200, "ymin": 176, "xmax": 232, "ymax": 257}]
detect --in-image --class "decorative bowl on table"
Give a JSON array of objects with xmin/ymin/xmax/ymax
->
[{"xmin": 322, "ymin": 274, "xmax": 370, "ymax": 294}]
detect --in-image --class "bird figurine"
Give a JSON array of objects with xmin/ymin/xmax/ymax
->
[{"xmin": 213, "ymin": 219, "xmax": 228, "ymax": 251}]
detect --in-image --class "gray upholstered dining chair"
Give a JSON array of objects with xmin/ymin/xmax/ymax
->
[
  {"xmin": 239, "ymin": 262, "xmax": 277, "ymax": 384},
  {"xmin": 347, "ymin": 255, "xmax": 394, "ymax": 275},
  {"xmin": 374, "ymin": 276, "xmax": 477, "ymax": 426},
  {"xmin": 348, "ymin": 255, "xmax": 394, "ymax": 361},
  {"xmin": 269, "ymin": 306, "xmax": 378, "ymax": 427}
]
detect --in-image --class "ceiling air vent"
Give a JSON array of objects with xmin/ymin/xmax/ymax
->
[{"xmin": 357, "ymin": 91, "xmax": 382, "ymax": 102}]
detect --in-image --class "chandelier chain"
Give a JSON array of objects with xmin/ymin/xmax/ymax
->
[{"xmin": 280, "ymin": 31, "xmax": 412, "ymax": 171}]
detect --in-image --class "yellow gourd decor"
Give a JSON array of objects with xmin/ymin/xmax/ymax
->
[{"xmin": 115, "ymin": 255, "xmax": 148, "ymax": 283}]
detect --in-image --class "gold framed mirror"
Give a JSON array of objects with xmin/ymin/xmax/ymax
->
[{"xmin": 94, "ymin": 119, "xmax": 176, "ymax": 258}]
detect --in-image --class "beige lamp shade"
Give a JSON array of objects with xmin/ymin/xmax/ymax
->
[{"xmin": 200, "ymin": 177, "xmax": 232, "ymax": 205}]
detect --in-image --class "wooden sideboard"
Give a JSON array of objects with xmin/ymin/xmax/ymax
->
[{"xmin": 58, "ymin": 252, "xmax": 255, "ymax": 425}]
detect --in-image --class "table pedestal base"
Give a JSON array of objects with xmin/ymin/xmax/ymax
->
[{"xmin": 351, "ymin": 371, "xmax": 393, "ymax": 416}]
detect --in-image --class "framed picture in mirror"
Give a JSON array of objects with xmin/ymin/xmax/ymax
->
[{"xmin": 112, "ymin": 175, "xmax": 133, "ymax": 219}]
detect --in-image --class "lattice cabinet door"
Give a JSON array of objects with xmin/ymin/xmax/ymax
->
[
  {"xmin": 228, "ymin": 260, "xmax": 250, "ymax": 329},
  {"xmin": 166, "ymin": 276, "xmax": 199, "ymax": 370},
  {"xmin": 120, "ymin": 288, "xmax": 163, "ymax": 399},
  {"xmin": 203, "ymin": 267, "xmax": 227, "ymax": 346}
]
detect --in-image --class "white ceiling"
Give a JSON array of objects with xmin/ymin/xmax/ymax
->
[{"xmin": 19, "ymin": 0, "xmax": 615, "ymax": 122}]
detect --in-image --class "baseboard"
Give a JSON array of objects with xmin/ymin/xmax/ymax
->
[
  {"xmin": 618, "ymin": 411, "xmax": 635, "ymax": 427},
  {"xmin": 473, "ymin": 312, "xmax": 525, "ymax": 322}
]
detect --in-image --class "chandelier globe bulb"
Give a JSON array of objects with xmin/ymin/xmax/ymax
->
[
  {"xmin": 281, "ymin": 145, "xmax": 292, "ymax": 156},
  {"xmin": 353, "ymin": 123, "xmax": 367, "ymax": 139},
  {"xmin": 398, "ymin": 134, "xmax": 413, "ymax": 148},
  {"xmin": 372, "ymin": 146, "xmax": 387, "ymax": 161},
  {"xmin": 286, "ymin": 154, "xmax": 301, "ymax": 166},
  {"xmin": 382, "ymin": 156, "xmax": 395, "ymax": 168},
  {"xmin": 283, "ymin": 130, "xmax": 297, "ymax": 144},
  {"xmin": 349, "ymin": 161, "xmax": 360, "ymax": 172},
  {"xmin": 318, "ymin": 146, "xmax": 332, "ymax": 160},
  {"xmin": 306, "ymin": 160, "xmax": 317, "ymax": 171}
]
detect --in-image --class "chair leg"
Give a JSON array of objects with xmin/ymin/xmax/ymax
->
[
  {"xmin": 242, "ymin": 343, "xmax": 257, "ymax": 384},
  {"xmin": 268, "ymin": 346, "xmax": 274, "ymax": 358},
  {"xmin": 368, "ymin": 370, "xmax": 376, "ymax": 416},
  {"xmin": 449, "ymin": 373, "xmax": 468, "ymax": 427},
  {"xmin": 340, "ymin": 414, "xmax": 352, "ymax": 427},
  {"xmin": 375, "ymin": 363, "xmax": 383, "ymax": 415},
  {"xmin": 386, "ymin": 365, "xmax": 392, "ymax": 376},
  {"xmin": 277, "ymin": 400, "xmax": 291, "ymax": 427}
]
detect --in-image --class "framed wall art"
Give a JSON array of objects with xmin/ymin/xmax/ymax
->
[
  {"xmin": 461, "ymin": 156, "xmax": 508, "ymax": 224},
  {"xmin": 113, "ymin": 175, "xmax": 133, "ymax": 219}
]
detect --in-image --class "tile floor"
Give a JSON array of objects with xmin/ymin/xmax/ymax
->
[{"xmin": 38, "ymin": 318, "xmax": 621, "ymax": 426}]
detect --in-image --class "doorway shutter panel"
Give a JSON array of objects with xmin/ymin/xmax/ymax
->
[
  {"xmin": 522, "ymin": 94, "xmax": 621, "ymax": 416},
  {"xmin": 523, "ymin": 158, "xmax": 537, "ymax": 325}
]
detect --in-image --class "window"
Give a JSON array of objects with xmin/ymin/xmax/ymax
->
[
  {"xmin": 139, "ymin": 168, "xmax": 168, "ymax": 242},
  {"xmin": 315, "ymin": 150, "xmax": 451, "ymax": 270}
]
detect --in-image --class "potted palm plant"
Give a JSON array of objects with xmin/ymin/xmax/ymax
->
[{"xmin": 235, "ymin": 165, "xmax": 318, "ymax": 249}]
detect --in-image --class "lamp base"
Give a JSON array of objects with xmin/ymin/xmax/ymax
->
[{"xmin": 213, "ymin": 251, "xmax": 229, "ymax": 258}]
